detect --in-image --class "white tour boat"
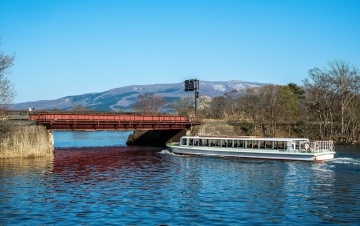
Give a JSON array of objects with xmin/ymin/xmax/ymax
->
[{"xmin": 167, "ymin": 136, "xmax": 335, "ymax": 162}]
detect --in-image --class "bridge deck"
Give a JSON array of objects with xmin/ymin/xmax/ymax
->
[{"xmin": 29, "ymin": 112, "xmax": 201, "ymax": 131}]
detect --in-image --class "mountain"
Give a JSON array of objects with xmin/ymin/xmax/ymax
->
[{"xmin": 11, "ymin": 80, "xmax": 266, "ymax": 112}]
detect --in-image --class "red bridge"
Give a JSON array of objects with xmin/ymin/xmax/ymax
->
[{"xmin": 29, "ymin": 112, "xmax": 201, "ymax": 131}]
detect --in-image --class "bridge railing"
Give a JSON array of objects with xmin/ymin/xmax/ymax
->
[
  {"xmin": 26, "ymin": 111, "xmax": 201, "ymax": 123},
  {"xmin": 3, "ymin": 110, "xmax": 30, "ymax": 116},
  {"xmin": 30, "ymin": 114, "xmax": 194, "ymax": 122},
  {"xmin": 6, "ymin": 110, "xmax": 202, "ymax": 127}
]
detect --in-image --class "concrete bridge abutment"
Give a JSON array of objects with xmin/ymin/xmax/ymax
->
[{"xmin": 126, "ymin": 129, "xmax": 187, "ymax": 147}]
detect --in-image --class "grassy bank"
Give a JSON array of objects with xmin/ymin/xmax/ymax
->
[{"xmin": 0, "ymin": 126, "xmax": 54, "ymax": 158}]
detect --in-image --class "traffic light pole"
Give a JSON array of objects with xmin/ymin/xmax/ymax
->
[{"xmin": 194, "ymin": 90, "xmax": 197, "ymax": 116}]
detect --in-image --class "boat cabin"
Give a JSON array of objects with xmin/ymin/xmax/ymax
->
[{"xmin": 179, "ymin": 136, "xmax": 311, "ymax": 152}]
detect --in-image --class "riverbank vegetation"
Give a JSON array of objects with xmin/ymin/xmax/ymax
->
[
  {"xmin": 0, "ymin": 125, "xmax": 54, "ymax": 159},
  {"xmin": 1, "ymin": 41, "xmax": 54, "ymax": 158}
]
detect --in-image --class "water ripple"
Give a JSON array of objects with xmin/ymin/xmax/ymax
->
[{"xmin": 1, "ymin": 145, "xmax": 360, "ymax": 225}]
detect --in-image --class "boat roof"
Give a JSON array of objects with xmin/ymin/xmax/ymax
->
[{"xmin": 181, "ymin": 136, "xmax": 309, "ymax": 142}]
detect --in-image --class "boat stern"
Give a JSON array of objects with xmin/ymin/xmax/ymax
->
[{"xmin": 314, "ymin": 152, "xmax": 335, "ymax": 162}]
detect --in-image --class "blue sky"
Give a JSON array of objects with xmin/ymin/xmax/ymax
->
[{"xmin": 1, "ymin": 0, "xmax": 359, "ymax": 103}]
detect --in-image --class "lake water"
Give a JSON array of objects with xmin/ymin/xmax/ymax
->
[{"xmin": 1, "ymin": 131, "xmax": 360, "ymax": 225}]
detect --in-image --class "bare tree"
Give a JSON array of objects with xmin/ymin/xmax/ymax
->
[
  {"xmin": 209, "ymin": 96, "xmax": 227, "ymax": 119},
  {"xmin": 0, "ymin": 39, "xmax": 16, "ymax": 138},
  {"xmin": 345, "ymin": 95, "xmax": 360, "ymax": 142},
  {"xmin": 208, "ymin": 90, "xmax": 242, "ymax": 120},
  {"xmin": 238, "ymin": 87, "xmax": 263, "ymax": 135},
  {"xmin": 132, "ymin": 92, "xmax": 165, "ymax": 115},
  {"xmin": 327, "ymin": 60, "xmax": 360, "ymax": 139},
  {"xmin": 197, "ymin": 95, "xmax": 212, "ymax": 117},
  {"xmin": 0, "ymin": 40, "xmax": 15, "ymax": 110},
  {"xmin": 303, "ymin": 71, "xmax": 335, "ymax": 139},
  {"xmin": 169, "ymin": 97, "xmax": 193, "ymax": 116},
  {"xmin": 223, "ymin": 90, "xmax": 241, "ymax": 120},
  {"xmin": 303, "ymin": 59, "xmax": 360, "ymax": 142}
]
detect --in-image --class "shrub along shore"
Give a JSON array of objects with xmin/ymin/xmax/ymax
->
[{"xmin": 0, "ymin": 126, "xmax": 54, "ymax": 159}]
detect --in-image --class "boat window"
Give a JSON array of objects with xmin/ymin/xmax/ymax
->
[
  {"xmin": 182, "ymin": 138, "xmax": 188, "ymax": 145},
  {"xmin": 209, "ymin": 140, "xmax": 214, "ymax": 146},
  {"xmin": 250, "ymin": 140, "xmax": 259, "ymax": 149},
  {"xmin": 228, "ymin": 139, "xmax": 233, "ymax": 147},
  {"xmin": 189, "ymin": 139, "xmax": 194, "ymax": 145},
  {"xmin": 194, "ymin": 139, "xmax": 199, "ymax": 146},
  {"xmin": 260, "ymin": 141, "xmax": 266, "ymax": 149},
  {"xmin": 266, "ymin": 141, "xmax": 273, "ymax": 149},
  {"xmin": 294, "ymin": 141, "xmax": 299, "ymax": 150},
  {"xmin": 223, "ymin": 139, "xmax": 232, "ymax": 147},
  {"xmin": 274, "ymin": 141, "xmax": 286, "ymax": 150},
  {"xmin": 247, "ymin": 141, "xmax": 252, "ymax": 148},
  {"xmin": 234, "ymin": 140, "xmax": 240, "ymax": 147},
  {"xmin": 199, "ymin": 139, "xmax": 203, "ymax": 146},
  {"xmin": 210, "ymin": 140, "xmax": 219, "ymax": 147},
  {"xmin": 239, "ymin": 140, "xmax": 245, "ymax": 148},
  {"xmin": 203, "ymin": 139, "xmax": 210, "ymax": 146}
]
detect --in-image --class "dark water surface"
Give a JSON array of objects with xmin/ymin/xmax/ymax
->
[{"xmin": 1, "ymin": 131, "xmax": 360, "ymax": 225}]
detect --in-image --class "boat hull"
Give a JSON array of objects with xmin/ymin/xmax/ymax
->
[{"xmin": 168, "ymin": 146, "xmax": 335, "ymax": 162}]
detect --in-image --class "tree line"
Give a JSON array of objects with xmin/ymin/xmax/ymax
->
[{"xmin": 134, "ymin": 60, "xmax": 360, "ymax": 143}]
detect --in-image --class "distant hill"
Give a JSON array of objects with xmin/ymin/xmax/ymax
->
[{"xmin": 11, "ymin": 80, "xmax": 267, "ymax": 112}]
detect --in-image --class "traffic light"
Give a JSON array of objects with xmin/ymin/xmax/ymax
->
[
  {"xmin": 184, "ymin": 80, "xmax": 190, "ymax": 91},
  {"xmin": 184, "ymin": 79, "xmax": 199, "ymax": 92},
  {"xmin": 194, "ymin": 79, "xmax": 199, "ymax": 90}
]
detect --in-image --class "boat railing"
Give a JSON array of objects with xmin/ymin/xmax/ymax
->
[{"xmin": 309, "ymin": 141, "xmax": 334, "ymax": 153}]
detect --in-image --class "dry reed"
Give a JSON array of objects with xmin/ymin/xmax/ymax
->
[{"xmin": 0, "ymin": 126, "xmax": 54, "ymax": 158}]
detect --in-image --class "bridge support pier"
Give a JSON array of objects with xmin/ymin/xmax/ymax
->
[{"xmin": 126, "ymin": 129, "xmax": 187, "ymax": 147}]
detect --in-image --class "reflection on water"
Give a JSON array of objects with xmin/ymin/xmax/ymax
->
[
  {"xmin": 53, "ymin": 146, "xmax": 166, "ymax": 182},
  {"xmin": 0, "ymin": 156, "xmax": 54, "ymax": 172},
  {"xmin": 53, "ymin": 131, "xmax": 133, "ymax": 148},
  {"xmin": 1, "ymin": 132, "xmax": 360, "ymax": 225},
  {"xmin": 335, "ymin": 144, "xmax": 360, "ymax": 154}
]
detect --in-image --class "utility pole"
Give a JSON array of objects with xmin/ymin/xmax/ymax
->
[{"xmin": 184, "ymin": 79, "xmax": 199, "ymax": 116}]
